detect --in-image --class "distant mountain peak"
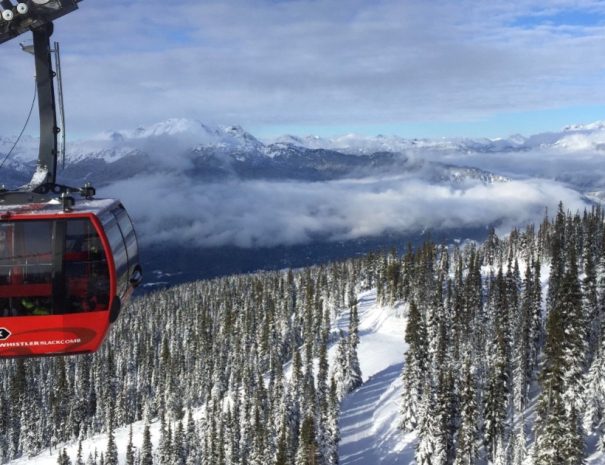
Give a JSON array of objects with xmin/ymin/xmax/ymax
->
[
  {"xmin": 129, "ymin": 118, "xmax": 211, "ymax": 138},
  {"xmin": 88, "ymin": 119, "xmax": 264, "ymax": 153},
  {"xmin": 563, "ymin": 121, "xmax": 605, "ymax": 132},
  {"xmin": 108, "ymin": 132, "xmax": 125, "ymax": 142},
  {"xmin": 224, "ymin": 125, "xmax": 245, "ymax": 135},
  {"xmin": 267, "ymin": 120, "xmax": 605, "ymax": 156},
  {"xmin": 221, "ymin": 125, "xmax": 263, "ymax": 147},
  {"xmin": 6, "ymin": 118, "xmax": 605, "ymax": 174}
]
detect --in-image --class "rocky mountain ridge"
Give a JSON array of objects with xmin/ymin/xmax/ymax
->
[{"xmin": 0, "ymin": 118, "xmax": 515, "ymax": 188}]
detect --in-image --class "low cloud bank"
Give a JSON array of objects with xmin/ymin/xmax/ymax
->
[
  {"xmin": 103, "ymin": 174, "xmax": 588, "ymax": 249},
  {"xmin": 428, "ymin": 146, "xmax": 605, "ymax": 189}
]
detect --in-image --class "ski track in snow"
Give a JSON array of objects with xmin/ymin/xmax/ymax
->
[
  {"xmin": 13, "ymin": 289, "xmax": 413, "ymax": 465},
  {"xmin": 337, "ymin": 289, "xmax": 416, "ymax": 465}
]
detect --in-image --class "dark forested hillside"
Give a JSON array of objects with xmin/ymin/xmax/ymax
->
[{"xmin": 3, "ymin": 203, "xmax": 605, "ymax": 464}]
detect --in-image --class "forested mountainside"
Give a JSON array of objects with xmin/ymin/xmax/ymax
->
[
  {"xmin": 0, "ymin": 251, "xmax": 368, "ymax": 464},
  {"xmin": 401, "ymin": 204, "xmax": 605, "ymax": 464},
  {"xmin": 3, "ymin": 204, "xmax": 605, "ymax": 464}
]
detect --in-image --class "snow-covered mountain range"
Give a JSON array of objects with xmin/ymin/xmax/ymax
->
[
  {"xmin": 0, "ymin": 118, "xmax": 518, "ymax": 189},
  {"xmin": 273, "ymin": 120, "xmax": 605, "ymax": 155},
  {"xmin": 2, "ymin": 118, "xmax": 604, "ymax": 190},
  {"xmin": 5, "ymin": 117, "xmax": 605, "ymax": 162}
]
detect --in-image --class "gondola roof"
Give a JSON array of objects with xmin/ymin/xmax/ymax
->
[{"xmin": 0, "ymin": 197, "xmax": 120, "ymax": 217}]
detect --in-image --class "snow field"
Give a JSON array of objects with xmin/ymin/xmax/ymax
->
[
  {"xmin": 335, "ymin": 290, "xmax": 416, "ymax": 464},
  {"xmin": 10, "ymin": 417, "xmax": 159, "ymax": 465}
]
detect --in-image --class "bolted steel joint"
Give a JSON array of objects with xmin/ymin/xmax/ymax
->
[
  {"xmin": 79, "ymin": 182, "xmax": 95, "ymax": 200},
  {"xmin": 60, "ymin": 191, "xmax": 74, "ymax": 211}
]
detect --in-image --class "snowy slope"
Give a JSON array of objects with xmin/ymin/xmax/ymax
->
[
  {"xmin": 334, "ymin": 290, "xmax": 417, "ymax": 465},
  {"xmin": 9, "ymin": 416, "xmax": 160, "ymax": 465},
  {"xmin": 11, "ymin": 288, "xmax": 409, "ymax": 465},
  {"xmin": 10, "ymin": 284, "xmax": 605, "ymax": 464}
]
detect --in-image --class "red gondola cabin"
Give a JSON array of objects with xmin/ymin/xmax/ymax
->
[
  {"xmin": 0, "ymin": 0, "xmax": 142, "ymax": 357},
  {"xmin": 0, "ymin": 198, "xmax": 142, "ymax": 357}
]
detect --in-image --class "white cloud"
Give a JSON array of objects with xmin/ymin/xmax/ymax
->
[
  {"xmin": 1, "ymin": 0, "xmax": 605, "ymax": 136},
  {"xmin": 104, "ymin": 173, "xmax": 588, "ymax": 249}
]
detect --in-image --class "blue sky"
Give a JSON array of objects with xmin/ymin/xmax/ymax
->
[
  {"xmin": 512, "ymin": 8, "xmax": 605, "ymax": 29},
  {"xmin": 1, "ymin": 0, "xmax": 605, "ymax": 139}
]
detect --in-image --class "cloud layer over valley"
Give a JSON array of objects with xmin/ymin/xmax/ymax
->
[
  {"xmin": 105, "ymin": 173, "xmax": 586, "ymax": 249},
  {"xmin": 1, "ymin": 118, "xmax": 600, "ymax": 250}
]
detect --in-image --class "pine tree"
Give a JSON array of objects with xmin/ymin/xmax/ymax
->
[
  {"xmin": 105, "ymin": 418, "xmax": 118, "ymax": 465},
  {"xmin": 513, "ymin": 260, "xmax": 533, "ymax": 412},
  {"xmin": 584, "ymin": 338, "xmax": 605, "ymax": 449},
  {"xmin": 317, "ymin": 321, "xmax": 330, "ymax": 421},
  {"xmin": 274, "ymin": 415, "xmax": 289, "ymax": 465},
  {"xmin": 453, "ymin": 361, "xmax": 478, "ymax": 465},
  {"xmin": 584, "ymin": 229, "xmax": 600, "ymax": 361},
  {"xmin": 57, "ymin": 448, "xmax": 72, "ymax": 465},
  {"xmin": 511, "ymin": 416, "xmax": 527, "ymax": 465},
  {"xmin": 534, "ymin": 387, "xmax": 567, "ymax": 465},
  {"xmin": 140, "ymin": 421, "xmax": 153, "ymax": 465},
  {"xmin": 126, "ymin": 425, "xmax": 135, "ymax": 465},
  {"xmin": 415, "ymin": 392, "xmax": 441, "ymax": 465},
  {"xmin": 159, "ymin": 418, "xmax": 173, "ymax": 465},
  {"xmin": 560, "ymin": 248, "xmax": 587, "ymax": 414},
  {"xmin": 76, "ymin": 440, "xmax": 85, "ymax": 465},
  {"xmin": 534, "ymin": 272, "xmax": 585, "ymax": 464},
  {"xmin": 295, "ymin": 416, "xmax": 319, "ymax": 465},
  {"xmin": 345, "ymin": 305, "xmax": 362, "ymax": 393},
  {"xmin": 400, "ymin": 299, "xmax": 428, "ymax": 431},
  {"xmin": 327, "ymin": 377, "xmax": 340, "ymax": 465},
  {"xmin": 184, "ymin": 409, "xmax": 197, "ymax": 463},
  {"xmin": 530, "ymin": 258, "xmax": 543, "ymax": 373},
  {"xmin": 436, "ymin": 367, "xmax": 457, "ymax": 464},
  {"xmin": 492, "ymin": 437, "xmax": 507, "ymax": 465},
  {"xmin": 333, "ymin": 332, "xmax": 348, "ymax": 400},
  {"xmin": 483, "ymin": 330, "xmax": 509, "ymax": 459},
  {"xmin": 316, "ymin": 329, "xmax": 332, "ymax": 465},
  {"xmin": 173, "ymin": 420, "xmax": 186, "ymax": 465}
]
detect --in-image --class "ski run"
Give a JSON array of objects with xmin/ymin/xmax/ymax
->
[{"xmin": 8, "ymin": 289, "xmax": 413, "ymax": 465}]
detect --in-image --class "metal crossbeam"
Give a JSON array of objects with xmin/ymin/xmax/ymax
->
[{"xmin": 0, "ymin": 0, "xmax": 81, "ymax": 46}]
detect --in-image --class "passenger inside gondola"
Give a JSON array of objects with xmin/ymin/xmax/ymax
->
[
  {"xmin": 0, "ymin": 222, "xmax": 53, "ymax": 316},
  {"xmin": 64, "ymin": 219, "xmax": 110, "ymax": 313},
  {"xmin": 20, "ymin": 297, "xmax": 51, "ymax": 315},
  {"xmin": 0, "ymin": 228, "xmax": 10, "ymax": 286},
  {"xmin": 0, "ymin": 231, "xmax": 15, "ymax": 316},
  {"xmin": 0, "ymin": 218, "xmax": 110, "ymax": 316}
]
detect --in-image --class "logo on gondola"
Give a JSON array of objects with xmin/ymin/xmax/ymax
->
[{"xmin": 0, "ymin": 328, "xmax": 10, "ymax": 341}]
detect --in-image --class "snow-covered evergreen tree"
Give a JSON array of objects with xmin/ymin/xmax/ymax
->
[
  {"xmin": 344, "ymin": 304, "xmax": 362, "ymax": 394},
  {"xmin": 295, "ymin": 416, "xmax": 319, "ymax": 465},
  {"xmin": 57, "ymin": 448, "xmax": 72, "ymax": 465},
  {"xmin": 415, "ymin": 392, "xmax": 443, "ymax": 465},
  {"xmin": 453, "ymin": 360, "xmax": 478, "ymax": 465},
  {"xmin": 140, "ymin": 422, "xmax": 153, "ymax": 465},
  {"xmin": 400, "ymin": 299, "xmax": 428, "ymax": 432}
]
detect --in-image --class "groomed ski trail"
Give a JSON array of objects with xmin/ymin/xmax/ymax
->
[{"xmin": 337, "ymin": 290, "xmax": 417, "ymax": 465}]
